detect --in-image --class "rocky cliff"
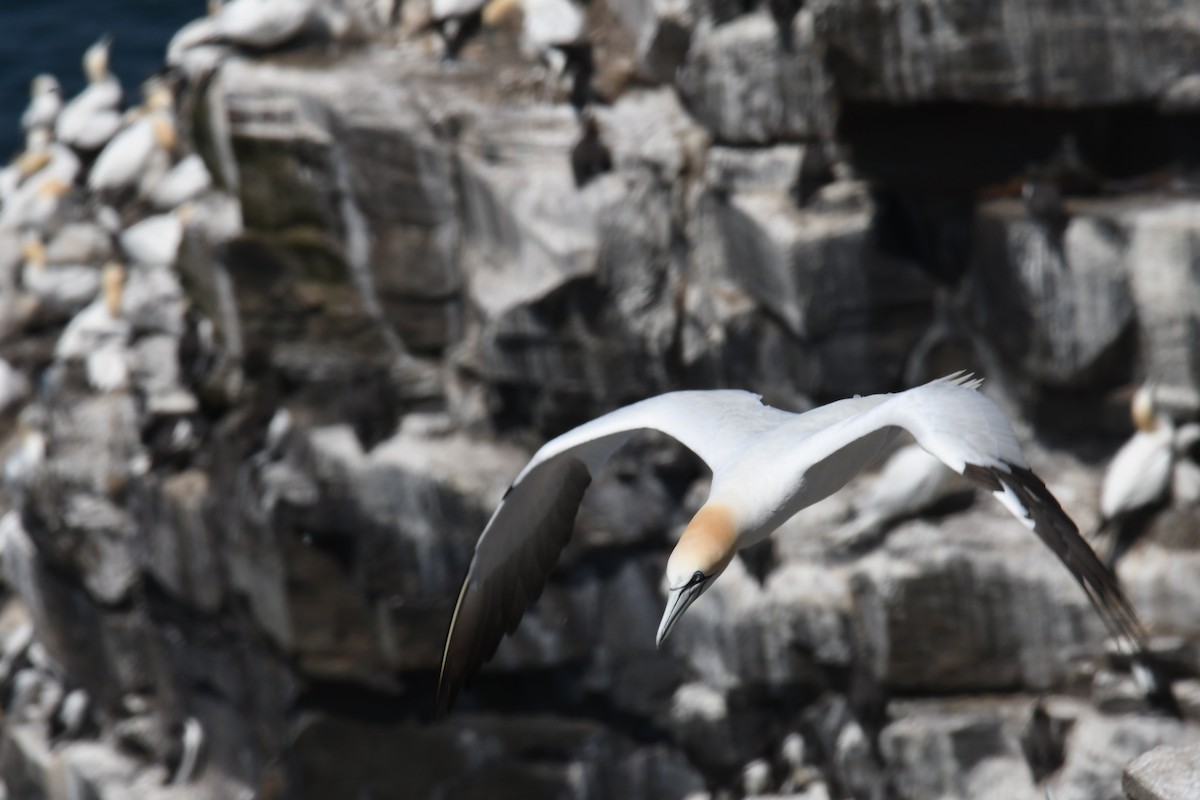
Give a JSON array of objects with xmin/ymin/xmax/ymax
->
[{"xmin": 2, "ymin": 0, "xmax": 1200, "ymax": 798}]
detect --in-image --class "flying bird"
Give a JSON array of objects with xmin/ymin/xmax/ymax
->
[{"xmin": 437, "ymin": 373, "xmax": 1148, "ymax": 713}]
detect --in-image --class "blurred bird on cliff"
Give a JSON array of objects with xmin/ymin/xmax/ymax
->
[
  {"xmin": 0, "ymin": 358, "xmax": 30, "ymax": 418},
  {"xmin": 168, "ymin": 0, "xmax": 319, "ymax": 63},
  {"xmin": 482, "ymin": 0, "xmax": 592, "ymax": 106},
  {"xmin": 54, "ymin": 264, "xmax": 132, "ymax": 393},
  {"xmin": 438, "ymin": 373, "xmax": 1153, "ymax": 713},
  {"xmin": 145, "ymin": 153, "xmax": 212, "ymax": 210},
  {"xmin": 2, "ymin": 413, "xmax": 46, "ymax": 501},
  {"xmin": 20, "ymin": 75, "xmax": 62, "ymax": 134},
  {"xmin": 56, "ymin": 37, "xmax": 123, "ymax": 152},
  {"xmin": 0, "ymin": 136, "xmax": 79, "ymax": 232},
  {"xmin": 19, "ymin": 232, "xmax": 102, "ymax": 314},
  {"xmin": 838, "ymin": 442, "xmax": 963, "ymax": 549},
  {"xmin": 172, "ymin": 717, "xmax": 205, "ymax": 785},
  {"xmin": 1096, "ymin": 383, "xmax": 1175, "ymax": 565},
  {"xmin": 88, "ymin": 84, "xmax": 178, "ymax": 197},
  {"xmin": 119, "ymin": 205, "xmax": 191, "ymax": 268}
]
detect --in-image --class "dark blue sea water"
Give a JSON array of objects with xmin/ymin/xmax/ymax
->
[{"xmin": 0, "ymin": 0, "xmax": 202, "ymax": 159}]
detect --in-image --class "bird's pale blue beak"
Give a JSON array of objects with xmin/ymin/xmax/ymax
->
[{"xmin": 656, "ymin": 576, "xmax": 708, "ymax": 648}]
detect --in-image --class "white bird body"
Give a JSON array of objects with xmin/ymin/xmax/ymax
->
[
  {"xmin": 0, "ymin": 358, "xmax": 29, "ymax": 416},
  {"xmin": 88, "ymin": 111, "xmax": 174, "ymax": 194},
  {"xmin": 55, "ymin": 300, "xmax": 130, "ymax": 362},
  {"xmin": 521, "ymin": 0, "xmax": 585, "ymax": 49},
  {"xmin": 44, "ymin": 222, "xmax": 112, "ymax": 266},
  {"xmin": 0, "ymin": 144, "xmax": 79, "ymax": 231},
  {"xmin": 216, "ymin": 0, "xmax": 317, "ymax": 46},
  {"xmin": 119, "ymin": 209, "xmax": 186, "ymax": 267},
  {"xmin": 843, "ymin": 443, "xmax": 959, "ymax": 542},
  {"xmin": 1100, "ymin": 426, "xmax": 1174, "ymax": 521},
  {"xmin": 86, "ymin": 343, "xmax": 131, "ymax": 393},
  {"xmin": 169, "ymin": 0, "xmax": 317, "ymax": 58},
  {"xmin": 167, "ymin": 18, "xmax": 223, "ymax": 67},
  {"xmin": 0, "ymin": 128, "xmax": 52, "ymax": 203},
  {"xmin": 22, "ymin": 262, "xmax": 101, "ymax": 313},
  {"xmin": 57, "ymin": 108, "xmax": 122, "ymax": 153},
  {"xmin": 437, "ymin": 373, "xmax": 1146, "ymax": 712},
  {"xmin": 3, "ymin": 427, "xmax": 46, "ymax": 497},
  {"xmin": 432, "ymin": 0, "xmax": 489, "ymax": 21},
  {"xmin": 20, "ymin": 75, "xmax": 62, "ymax": 132},
  {"xmin": 56, "ymin": 39, "xmax": 123, "ymax": 151},
  {"xmin": 1099, "ymin": 383, "xmax": 1176, "ymax": 528},
  {"xmin": 146, "ymin": 154, "xmax": 212, "ymax": 209}
]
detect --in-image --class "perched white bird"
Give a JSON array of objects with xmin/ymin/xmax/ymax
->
[
  {"xmin": 86, "ymin": 343, "xmax": 131, "ymax": 392},
  {"xmin": 119, "ymin": 207, "xmax": 188, "ymax": 267},
  {"xmin": 433, "ymin": 0, "xmax": 488, "ymax": 20},
  {"xmin": 0, "ymin": 142, "xmax": 79, "ymax": 231},
  {"xmin": 0, "ymin": 358, "xmax": 29, "ymax": 416},
  {"xmin": 0, "ymin": 128, "xmax": 51, "ymax": 204},
  {"xmin": 55, "ymin": 37, "xmax": 123, "ymax": 152},
  {"xmin": 840, "ymin": 442, "xmax": 962, "ymax": 546},
  {"xmin": 437, "ymin": 373, "xmax": 1147, "ymax": 712},
  {"xmin": 19, "ymin": 234, "xmax": 101, "ymax": 314},
  {"xmin": 520, "ymin": 0, "xmax": 586, "ymax": 52},
  {"xmin": 20, "ymin": 75, "xmax": 62, "ymax": 133},
  {"xmin": 57, "ymin": 688, "xmax": 90, "ymax": 739},
  {"xmin": 3, "ymin": 419, "xmax": 46, "ymax": 498},
  {"xmin": 172, "ymin": 717, "xmax": 205, "ymax": 785},
  {"xmin": 44, "ymin": 221, "xmax": 113, "ymax": 266},
  {"xmin": 168, "ymin": 0, "xmax": 318, "ymax": 60},
  {"xmin": 483, "ymin": 0, "xmax": 586, "ymax": 57},
  {"xmin": 145, "ymin": 153, "xmax": 211, "ymax": 209},
  {"xmin": 56, "ymin": 294, "xmax": 132, "ymax": 393},
  {"xmin": 88, "ymin": 110, "xmax": 176, "ymax": 195},
  {"xmin": 55, "ymin": 293, "xmax": 130, "ymax": 365},
  {"xmin": 1097, "ymin": 384, "xmax": 1175, "ymax": 564}
]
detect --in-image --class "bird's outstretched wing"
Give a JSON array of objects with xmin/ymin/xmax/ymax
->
[
  {"xmin": 799, "ymin": 373, "xmax": 1146, "ymax": 651},
  {"xmin": 436, "ymin": 390, "xmax": 789, "ymax": 714}
]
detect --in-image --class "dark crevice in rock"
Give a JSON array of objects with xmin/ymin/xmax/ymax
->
[
  {"xmin": 840, "ymin": 102, "xmax": 1200, "ymax": 193},
  {"xmin": 291, "ymin": 676, "xmax": 412, "ymax": 724}
]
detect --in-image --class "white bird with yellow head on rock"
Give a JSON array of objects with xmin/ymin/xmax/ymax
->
[{"xmin": 437, "ymin": 373, "xmax": 1150, "ymax": 713}]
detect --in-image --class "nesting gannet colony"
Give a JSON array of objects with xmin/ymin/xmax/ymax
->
[{"xmin": 1, "ymin": 1, "xmax": 1200, "ymax": 799}]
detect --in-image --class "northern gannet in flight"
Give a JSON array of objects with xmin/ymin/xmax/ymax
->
[{"xmin": 437, "ymin": 373, "xmax": 1146, "ymax": 713}]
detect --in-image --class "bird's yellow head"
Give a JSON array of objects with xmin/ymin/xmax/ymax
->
[
  {"xmin": 1132, "ymin": 383, "xmax": 1159, "ymax": 433},
  {"xmin": 84, "ymin": 36, "xmax": 112, "ymax": 84},
  {"xmin": 657, "ymin": 503, "xmax": 737, "ymax": 647},
  {"xmin": 482, "ymin": 0, "xmax": 523, "ymax": 30}
]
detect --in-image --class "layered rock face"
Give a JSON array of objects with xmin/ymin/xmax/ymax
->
[{"xmin": 2, "ymin": 0, "xmax": 1200, "ymax": 799}]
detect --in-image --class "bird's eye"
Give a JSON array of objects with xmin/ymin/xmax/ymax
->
[{"xmin": 687, "ymin": 570, "xmax": 706, "ymax": 587}]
